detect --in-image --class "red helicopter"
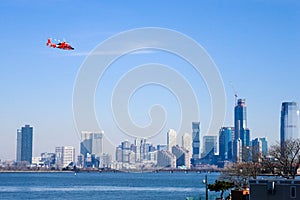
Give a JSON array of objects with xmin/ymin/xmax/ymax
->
[{"xmin": 46, "ymin": 38, "xmax": 74, "ymax": 50}]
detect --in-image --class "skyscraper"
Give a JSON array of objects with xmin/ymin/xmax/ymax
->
[
  {"xmin": 140, "ymin": 138, "xmax": 150, "ymax": 161},
  {"xmin": 172, "ymin": 145, "xmax": 191, "ymax": 169},
  {"xmin": 134, "ymin": 138, "xmax": 141, "ymax": 162},
  {"xmin": 192, "ymin": 122, "xmax": 200, "ymax": 160},
  {"xmin": 121, "ymin": 140, "xmax": 131, "ymax": 163},
  {"xmin": 280, "ymin": 102, "xmax": 300, "ymax": 146},
  {"xmin": 157, "ymin": 150, "xmax": 176, "ymax": 168},
  {"xmin": 202, "ymin": 135, "xmax": 218, "ymax": 158},
  {"xmin": 219, "ymin": 127, "xmax": 233, "ymax": 161},
  {"xmin": 251, "ymin": 137, "xmax": 268, "ymax": 162},
  {"xmin": 167, "ymin": 129, "xmax": 177, "ymax": 152},
  {"xmin": 16, "ymin": 125, "xmax": 33, "ymax": 164},
  {"xmin": 233, "ymin": 99, "xmax": 250, "ymax": 162},
  {"xmin": 55, "ymin": 146, "xmax": 75, "ymax": 168},
  {"xmin": 251, "ymin": 138, "xmax": 262, "ymax": 162},
  {"xmin": 234, "ymin": 99, "xmax": 247, "ymax": 144},
  {"xmin": 182, "ymin": 132, "xmax": 192, "ymax": 158},
  {"xmin": 260, "ymin": 137, "xmax": 268, "ymax": 156},
  {"xmin": 234, "ymin": 138, "xmax": 242, "ymax": 163},
  {"xmin": 115, "ymin": 146, "xmax": 122, "ymax": 162},
  {"xmin": 16, "ymin": 129, "xmax": 22, "ymax": 162},
  {"xmin": 80, "ymin": 131, "xmax": 104, "ymax": 167}
]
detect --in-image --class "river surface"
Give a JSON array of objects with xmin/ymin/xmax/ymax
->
[{"xmin": 0, "ymin": 171, "xmax": 222, "ymax": 200}]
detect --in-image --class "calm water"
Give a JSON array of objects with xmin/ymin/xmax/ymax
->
[{"xmin": 0, "ymin": 172, "xmax": 221, "ymax": 200}]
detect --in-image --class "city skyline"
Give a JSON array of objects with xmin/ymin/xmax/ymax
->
[
  {"xmin": 5, "ymin": 101, "xmax": 300, "ymax": 163},
  {"xmin": 1, "ymin": 1, "xmax": 300, "ymax": 159},
  {"xmin": 13, "ymin": 118, "xmax": 271, "ymax": 169}
]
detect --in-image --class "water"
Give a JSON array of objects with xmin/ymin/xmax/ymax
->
[{"xmin": 0, "ymin": 172, "xmax": 221, "ymax": 200}]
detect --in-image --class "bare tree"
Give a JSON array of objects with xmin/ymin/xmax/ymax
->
[
  {"xmin": 221, "ymin": 162, "xmax": 261, "ymax": 189},
  {"xmin": 269, "ymin": 139, "xmax": 300, "ymax": 179},
  {"xmin": 260, "ymin": 155, "xmax": 276, "ymax": 175}
]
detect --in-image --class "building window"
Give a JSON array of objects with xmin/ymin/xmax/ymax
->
[{"xmin": 290, "ymin": 186, "xmax": 296, "ymax": 198}]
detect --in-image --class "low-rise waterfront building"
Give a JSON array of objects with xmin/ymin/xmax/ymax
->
[{"xmin": 250, "ymin": 179, "xmax": 300, "ymax": 200}]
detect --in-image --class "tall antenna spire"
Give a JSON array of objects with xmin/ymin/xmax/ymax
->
[{"xmin": 230, "ymin": 81, "xmax": 238, "ymax": 106}]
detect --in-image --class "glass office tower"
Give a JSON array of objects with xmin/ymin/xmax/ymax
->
[
  {"xmin": 233, "ymin": 99, "xmax": 250, "ymax": 162},
  {"xmin": 219, "ymin": 127, "xmax": 233, "ymax": 161},
  {"xmin": 16, "ymin": 125, "xmax": 33, "ymax": 164},
  {"xmin": 80, "ymin": 131, "xmax": 104, "ymax": 167},
  {"xmin": 280, "ymin": 102, "xmax": 300, "ymax": 146},
  {"xmin": 192, "ymin": 122, "xmax": 200, "ymax": 160}
]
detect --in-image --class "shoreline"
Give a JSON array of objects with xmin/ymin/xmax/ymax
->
[
  {"xmin": 0, "ymin": 169, "xmax": 220, "ymax": 173},
  {"xmin": 0, "ymin": 170, "xmax": 73, "ymax": 173},
  {"xmin": 0, "ymin": 167, "xmax": 223, "ymax": 173}
]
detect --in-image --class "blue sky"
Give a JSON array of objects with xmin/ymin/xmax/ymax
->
[{"xmin": 0, "ymin": 0, "xmax": 299, "ymax": 160}]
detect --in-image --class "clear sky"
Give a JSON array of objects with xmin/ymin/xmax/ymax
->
[{"xmin": 0, "ymin": 0, "xmax": 299, "ymax": 160}]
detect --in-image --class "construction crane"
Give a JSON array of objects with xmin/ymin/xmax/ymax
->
[{"xmin": 230, "ymin": 81, "xmax": 238, "ymax": 105}]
